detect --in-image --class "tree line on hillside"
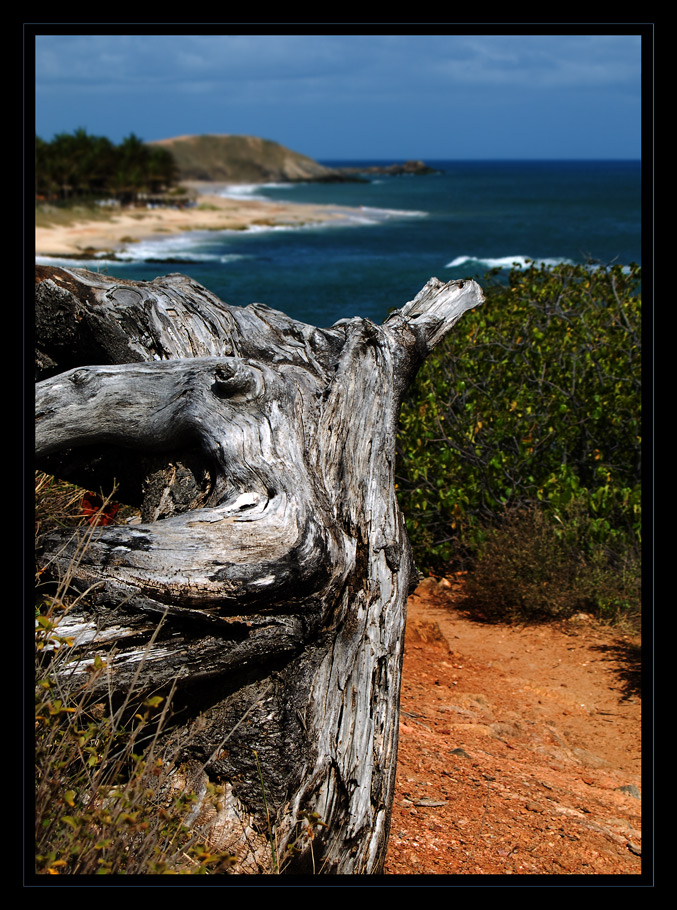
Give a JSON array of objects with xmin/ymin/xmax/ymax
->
[{"xmin": 35, "ymin": 129, "xmax": 179, "ymax": 204}]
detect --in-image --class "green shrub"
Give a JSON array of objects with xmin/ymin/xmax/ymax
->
[{"xmin": 396, "ymin": 262, "xmax": 642, "ymax": 574}]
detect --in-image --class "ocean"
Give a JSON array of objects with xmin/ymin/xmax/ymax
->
[{"xmin": 37, "ymin": 159, "xmax": 642, "ymax": 328}]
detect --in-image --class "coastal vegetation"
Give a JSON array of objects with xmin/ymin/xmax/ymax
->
[
  {"xmin": 396, "ymin": 260, "xmax": 642, "ymax": 629},
  {"xmin": 35, "ymin": 129, "xmax": 179, "ymax": 204}
]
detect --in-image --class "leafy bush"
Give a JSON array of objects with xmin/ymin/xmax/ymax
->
[{"xmin": 396, "ymin": 262, "xmax": 642, "ymax": 623}]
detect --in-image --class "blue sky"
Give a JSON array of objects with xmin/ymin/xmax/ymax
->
[{"xmin": 32, "ymin": 31, "xmax": 645, "ymax": 161}]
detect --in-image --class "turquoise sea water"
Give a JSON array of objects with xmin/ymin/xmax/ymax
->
[{"xmin": 36, "ymin": 160, "xmax": 642, "ymax": 328}]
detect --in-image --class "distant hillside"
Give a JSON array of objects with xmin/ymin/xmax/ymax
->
[{"xmin": 148, "ymin": 134, "xmax": 355, "ymax": 184}]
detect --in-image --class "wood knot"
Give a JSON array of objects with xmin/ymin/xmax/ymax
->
[
  {"xmin": 70, "ymin": 369, "xmax": 89, "ymax": 386},
  {"xmin": 211, "ymin": 364, "xmax": 255, "ymax": 399}
]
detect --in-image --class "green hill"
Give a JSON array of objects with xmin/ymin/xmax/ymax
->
[{"xmin": 147, "ymin": 134, "xmax": 353, "ymax": 184}]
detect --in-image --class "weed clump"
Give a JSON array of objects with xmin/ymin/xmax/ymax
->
[
  {"xmin": 33, "ymin": 471, "xmax": 238, "ymax": 875},
  {"xmin": 461, "ymin": 504, "xmax": 641, "ymax": 628}
]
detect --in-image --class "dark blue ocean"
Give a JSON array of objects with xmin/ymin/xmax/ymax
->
[{"xmin": 37, "ymin": 160, "xmax": 642, "ymax": 328}]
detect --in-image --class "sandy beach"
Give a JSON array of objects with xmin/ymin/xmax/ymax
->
[{"xmin": 35, "ymin": 183, "xmax": 359, "ymax": 259}]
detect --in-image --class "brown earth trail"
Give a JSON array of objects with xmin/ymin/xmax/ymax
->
[{"xmin": 384, "ymin": 576, "xmax": 645, "ymax": 880}]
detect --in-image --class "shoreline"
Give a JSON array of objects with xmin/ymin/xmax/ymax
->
[{"xmin": 35, "ymin": 183, "xmax": 361, "ymax": 259}]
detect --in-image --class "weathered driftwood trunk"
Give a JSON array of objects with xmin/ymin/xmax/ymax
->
[{"xmin": 34, "ymin": 265, "xmax": 483, "ymax": 874}]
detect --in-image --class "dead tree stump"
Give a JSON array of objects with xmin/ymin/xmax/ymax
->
[{"xmin": 34, "ymin": 265, "xmax": 483, "ymax": 874}]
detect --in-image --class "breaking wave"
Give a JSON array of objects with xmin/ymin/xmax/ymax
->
[{"xmin": 445, "ymin": 254, "xmax": 573, "ymax": 271}]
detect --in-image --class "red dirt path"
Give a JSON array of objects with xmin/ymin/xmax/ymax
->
[{"xmin": 384, "ymin": 576, "xmax": 644, "ymax": 879}]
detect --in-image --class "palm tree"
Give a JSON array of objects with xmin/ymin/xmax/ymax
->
[
  {"xmin": 114, "ymin": 133, "xmax": 152, "ymax": 204},
  {"xmin": 35, "ymin": 130, "xmax": 180, "ymax": 205}
]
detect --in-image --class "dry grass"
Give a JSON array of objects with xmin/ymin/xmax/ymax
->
[
  {"xmin": 35, "ymin": 202, "xmax": 117, "ymax": 230},
  {"xmin": 462, "ymin": 504, "xmax": 641, "ymax": 634},
  {"xmin": 33, "ymin": 470, "xmax": 244, "ymax": 876}
]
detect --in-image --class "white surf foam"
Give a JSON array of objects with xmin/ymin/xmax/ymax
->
[
  {"xmin": 356, "ymin": 205, "xmax": 428, "ymax": 221},
  {"xmin": 445, "ymin": 255, "xmax": 573, "ymax": 270},
  {"xmin": 215, "ymin": 183, "xmax": 289, "ymax": 202}
]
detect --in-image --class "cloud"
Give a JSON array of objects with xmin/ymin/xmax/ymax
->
[
  {"xmin": 452, "ymin": 35, "xmax": 641, "ymax": 89},
  {"xmin": 33, "ymin": 32, "xmax": 643, "ymax": 157},
  {"xmin": 35, "ymin": 33, "xmax": 641, "ymax": 96}
]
